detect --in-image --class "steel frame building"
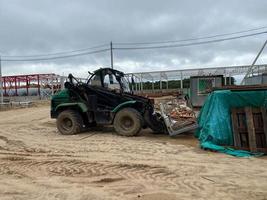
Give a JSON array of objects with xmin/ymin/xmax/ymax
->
[
  {"xmin": 2, "ymin": 73, "xmax": 61, "ymax": 97},
  {"xmin": 126, "ymin": 64, "xmax": 267, "ymax": 92},
  {"xmin": 1, "ymin": 64, "xmax": 267, "ymax": 98}
]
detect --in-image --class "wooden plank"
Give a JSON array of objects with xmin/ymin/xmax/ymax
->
[
  {"xmin": 231, "ymin": 108, "xmax": 242, "ymax": 147},
  {"xmin": 245, "ymin": 107, "xmax": 257, "ymax": 152},
  {"xmin": 261, "ymin": 107, "xmax": 267, "ymax": 147},
  {"xmin": 213, "ymin": 85, "xmax": 267, "ymax": 91}
]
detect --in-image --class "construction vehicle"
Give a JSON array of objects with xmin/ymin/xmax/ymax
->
[
  {"xmin": 51, "ymin": 68, "xmax": 198, "ymax": 136},
  {"xmin": 51, "ymin": 68, "xmax": 167, "ymax": 136}
]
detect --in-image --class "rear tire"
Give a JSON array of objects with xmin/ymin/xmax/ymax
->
[
  {"xmin": 114, "ymin": 108, "xmax": 142, "ymax": 136},
  {"xmin": 56, "ymin": 110, "xmax": 83, "ymax": 135}
]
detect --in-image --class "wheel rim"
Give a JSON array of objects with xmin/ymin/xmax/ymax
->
[
  {"xmin": 61, "ymin": 118, "xmax": 73, "ymax": 131},
  {"xmin": 120, "ymin": 116, "xmax": 134, "ymax": 130}
]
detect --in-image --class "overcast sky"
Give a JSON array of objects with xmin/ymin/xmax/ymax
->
[{"xmin": 0, "ymin": 0, "xmax": 267, "ymax": 77}]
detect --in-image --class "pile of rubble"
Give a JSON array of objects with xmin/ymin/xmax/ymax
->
[
  {"xmin": 155, "ymin": 95, "xmax": 197, "ymax": 130},
  {"xmin": 163, "ymin": 97, "xmax": 195, "ymax": 118},
  {"xmin": 169, "ymin": 105, "xmax": 196, "ymax": 120}
]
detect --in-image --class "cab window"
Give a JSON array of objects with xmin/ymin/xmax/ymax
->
[{"xmin": 103, "ymin": 74, "xmax": 121, "ymax": 90}]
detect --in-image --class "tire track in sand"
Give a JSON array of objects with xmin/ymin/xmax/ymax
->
[{"xmin": 0, "ymin": 157, "xmax": 205, "ymax": 191}]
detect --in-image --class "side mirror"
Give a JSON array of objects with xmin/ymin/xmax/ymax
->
[{"xmin": 68, "ymin": 73, "xmax": 74, "ymax": 84}]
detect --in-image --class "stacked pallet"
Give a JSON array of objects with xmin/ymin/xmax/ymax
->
[{"xmin": 231, "ymin": 107, "xmax": 267, "ymax": 153}]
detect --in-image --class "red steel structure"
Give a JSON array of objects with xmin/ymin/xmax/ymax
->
[{"xmin": 2, "ymin": 73, "xmax": 60, "ymax": 96}]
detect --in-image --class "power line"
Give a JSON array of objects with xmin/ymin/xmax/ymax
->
[
  {"xmin": 2, "ymin": 43, "xmax": 109, "ymax": 58},
  {"xmin": 114, "ymin": 26, "xmax": 267, "ymax": 46},
  {"xmin": 2, "ymin": 48, "xmax": 110, "ymax": 62},
  {"xmin": 1, "ymin": 26, "xmax": 267, "ymax": 62},
  {"xmin": 114, "ymin": 31, "xmax": 267, "ymax": 50}
]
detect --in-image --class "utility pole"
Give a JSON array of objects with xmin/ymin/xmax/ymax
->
[
  {"xmin": 0, "ymin": 55, "xmax": 3, "ymax": 104},
  {"xmin": 110, "ymin": 41, "xmax": 114, "ymax": 69}
]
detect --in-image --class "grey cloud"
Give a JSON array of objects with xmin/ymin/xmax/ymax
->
[{"xmin": 0, "ymin": 0, "xmax": 266, "ymax": 77}]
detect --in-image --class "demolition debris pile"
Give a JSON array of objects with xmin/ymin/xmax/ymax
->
[
  {"xmin": 154, "ymin": 96, "xmax": 197, "ymax": 129},
  {"xmin": 170, "ymin": 104, "xmax": 195, "ymax": 119}
]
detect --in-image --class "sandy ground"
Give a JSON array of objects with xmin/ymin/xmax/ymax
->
[{"xmin": 0, "ymin": 105, "xmax": 267, "ymax": 200}]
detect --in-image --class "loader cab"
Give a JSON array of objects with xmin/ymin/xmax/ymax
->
[{"xmin": 88, "ymin": 68, "xmax": 131, "ymax": 93}]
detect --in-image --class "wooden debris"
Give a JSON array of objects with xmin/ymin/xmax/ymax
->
[{"xmin": 231, "ymin": 107, "xmax": 267, "ymax": 153}]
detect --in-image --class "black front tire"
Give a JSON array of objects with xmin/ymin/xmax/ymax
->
[
  {"xmin": 56, "ymin": 110, "xmax": 83, "ymax": 135},
  {"xmin": 113, "ymin": 108, "xmax": 142, "ymax": 136}
]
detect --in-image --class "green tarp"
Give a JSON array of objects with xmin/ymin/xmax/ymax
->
[{"xmin": 195, "ymin": 89, "xmax": 267, "ymax": 157}]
